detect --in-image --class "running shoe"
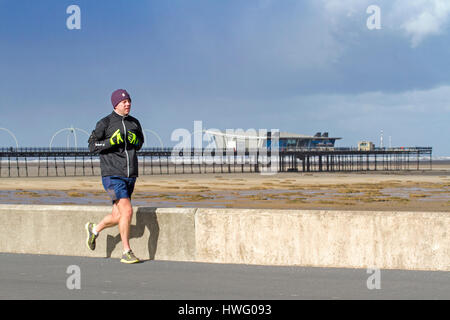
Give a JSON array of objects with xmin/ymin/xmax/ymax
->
[
  {"xmin": 85, "ymin": 222, "xmax": 98, "ymax": 251},
  {"xmin": 121, "ymin": 250, "xmax": 140, "ymax": 264}
]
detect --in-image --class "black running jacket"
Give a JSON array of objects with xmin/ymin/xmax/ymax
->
[{"xmin": 88, "ymin": 111, "xmax": 144, "ymax": 177}]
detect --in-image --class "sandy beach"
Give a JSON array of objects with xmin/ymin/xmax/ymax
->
[{"xmin": 0, "ymin": 162, "xmax": 449, "ymax": 212}]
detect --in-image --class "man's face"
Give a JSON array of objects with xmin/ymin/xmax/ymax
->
[{"xmin": 115, "ymin": 99, "xmax": 131, "ymax": 116}]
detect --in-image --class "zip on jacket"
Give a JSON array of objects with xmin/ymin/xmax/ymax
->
[{"xmin": 122, "ymin": 116, "xmax": 130, "ymax": 177}]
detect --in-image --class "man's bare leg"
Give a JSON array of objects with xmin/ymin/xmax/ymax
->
[
  {"xmin": 96, "ymin": 204, "xmax": 119, "ymax": 232},
  {"xmin": 116, "ymin": 198, "xmax": 133, "ymax": 252},
  {"xmin": 90, "ymin": 198, "xmax": 133, "ymax": 252}
]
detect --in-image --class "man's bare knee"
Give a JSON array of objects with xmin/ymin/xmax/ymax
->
[{"xmin": 117, "ymin": 198, "xmax": 133, "ymax": 218}]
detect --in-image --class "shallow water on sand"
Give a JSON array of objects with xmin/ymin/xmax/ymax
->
[{"xmin": 1, "ymin": 185, "xmax": 448, "ymax": 210}]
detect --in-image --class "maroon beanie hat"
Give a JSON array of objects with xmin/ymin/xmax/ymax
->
[{"xmin": 111, "ymin": 89, "xmax": 131, "ymax": 108}]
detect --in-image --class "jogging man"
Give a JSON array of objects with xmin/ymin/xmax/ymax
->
[{"xmin": 85, "ymin": 89, "xmax": 144, "ymax": 264}]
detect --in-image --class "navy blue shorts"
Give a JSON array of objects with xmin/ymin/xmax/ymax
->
[{"xmin": 102, "ymin": 176, "xmax": 136, "ymax": 204}]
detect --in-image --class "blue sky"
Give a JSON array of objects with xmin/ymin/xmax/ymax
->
[{"xmin": 0, "ymin": 0, "xmax": 449, "ymax": 156}]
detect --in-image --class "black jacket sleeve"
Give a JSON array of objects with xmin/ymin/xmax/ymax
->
[
  {"xmin": 88, "ymin": 119, "xmax": 115, "ymax": 154},
  {"xmin": 134, "ymin": 120, "xmax": 145, "ymax": 151}
]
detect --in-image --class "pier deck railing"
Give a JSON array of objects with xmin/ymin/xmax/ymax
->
[{"xmin": 0, "ymin": 147, "xmax": 433, "ymax": 177}]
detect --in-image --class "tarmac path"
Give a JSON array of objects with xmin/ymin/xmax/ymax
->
[{"xmin": 0, "ymin": 253, "xmax": 449, "ymax": 300}]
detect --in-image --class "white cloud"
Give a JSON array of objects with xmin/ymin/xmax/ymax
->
[
  {"xmin": 247, "ymin": 85, "xmax": 450, "ymax": 154},
  {"xmin": 300, "ymin": 85, "xmax": 450, "ymax": 117},
  {"xmin": 321, "ymin": 0, "xmax": 450, "ymax": 47},
  {"xmin": 396, "ymin": 0, "xmax": 450, "ymax": 47}
]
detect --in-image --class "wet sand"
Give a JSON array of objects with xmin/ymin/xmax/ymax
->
[{"xmin": 0, "ymin": 165, "xmax": 449, "ymax": 211}]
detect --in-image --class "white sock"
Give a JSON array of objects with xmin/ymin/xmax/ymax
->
[{"xmin": 92, "ymin": 225, "xmax": 99, "ymax": 236}]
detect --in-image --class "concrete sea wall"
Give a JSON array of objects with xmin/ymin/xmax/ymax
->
[{"xmin": 0, "ymin": 204, "xmax": 448, "ymax": 271}]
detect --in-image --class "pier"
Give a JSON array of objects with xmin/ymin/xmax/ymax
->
[{"xmin": 0, "ymin": 147, "xmax": 433, "ymax": 177}]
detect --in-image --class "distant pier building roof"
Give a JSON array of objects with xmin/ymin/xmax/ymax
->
[{"xmin": 204, "ymin": 130, "xmax": 341, "ymax": 149}]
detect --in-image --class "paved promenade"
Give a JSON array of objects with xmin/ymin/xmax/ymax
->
[{"xmin": 1, "ymin": 253, "xmax": 448, "ymax": 300}]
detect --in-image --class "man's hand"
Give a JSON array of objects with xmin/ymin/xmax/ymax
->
[
  {"xmin": 127, "ymin": 131, "xmax": 139, "ymax": 145},
  {"xmin": 110, "ymin": 129, "xmax": 124, "ymax": 146}
]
